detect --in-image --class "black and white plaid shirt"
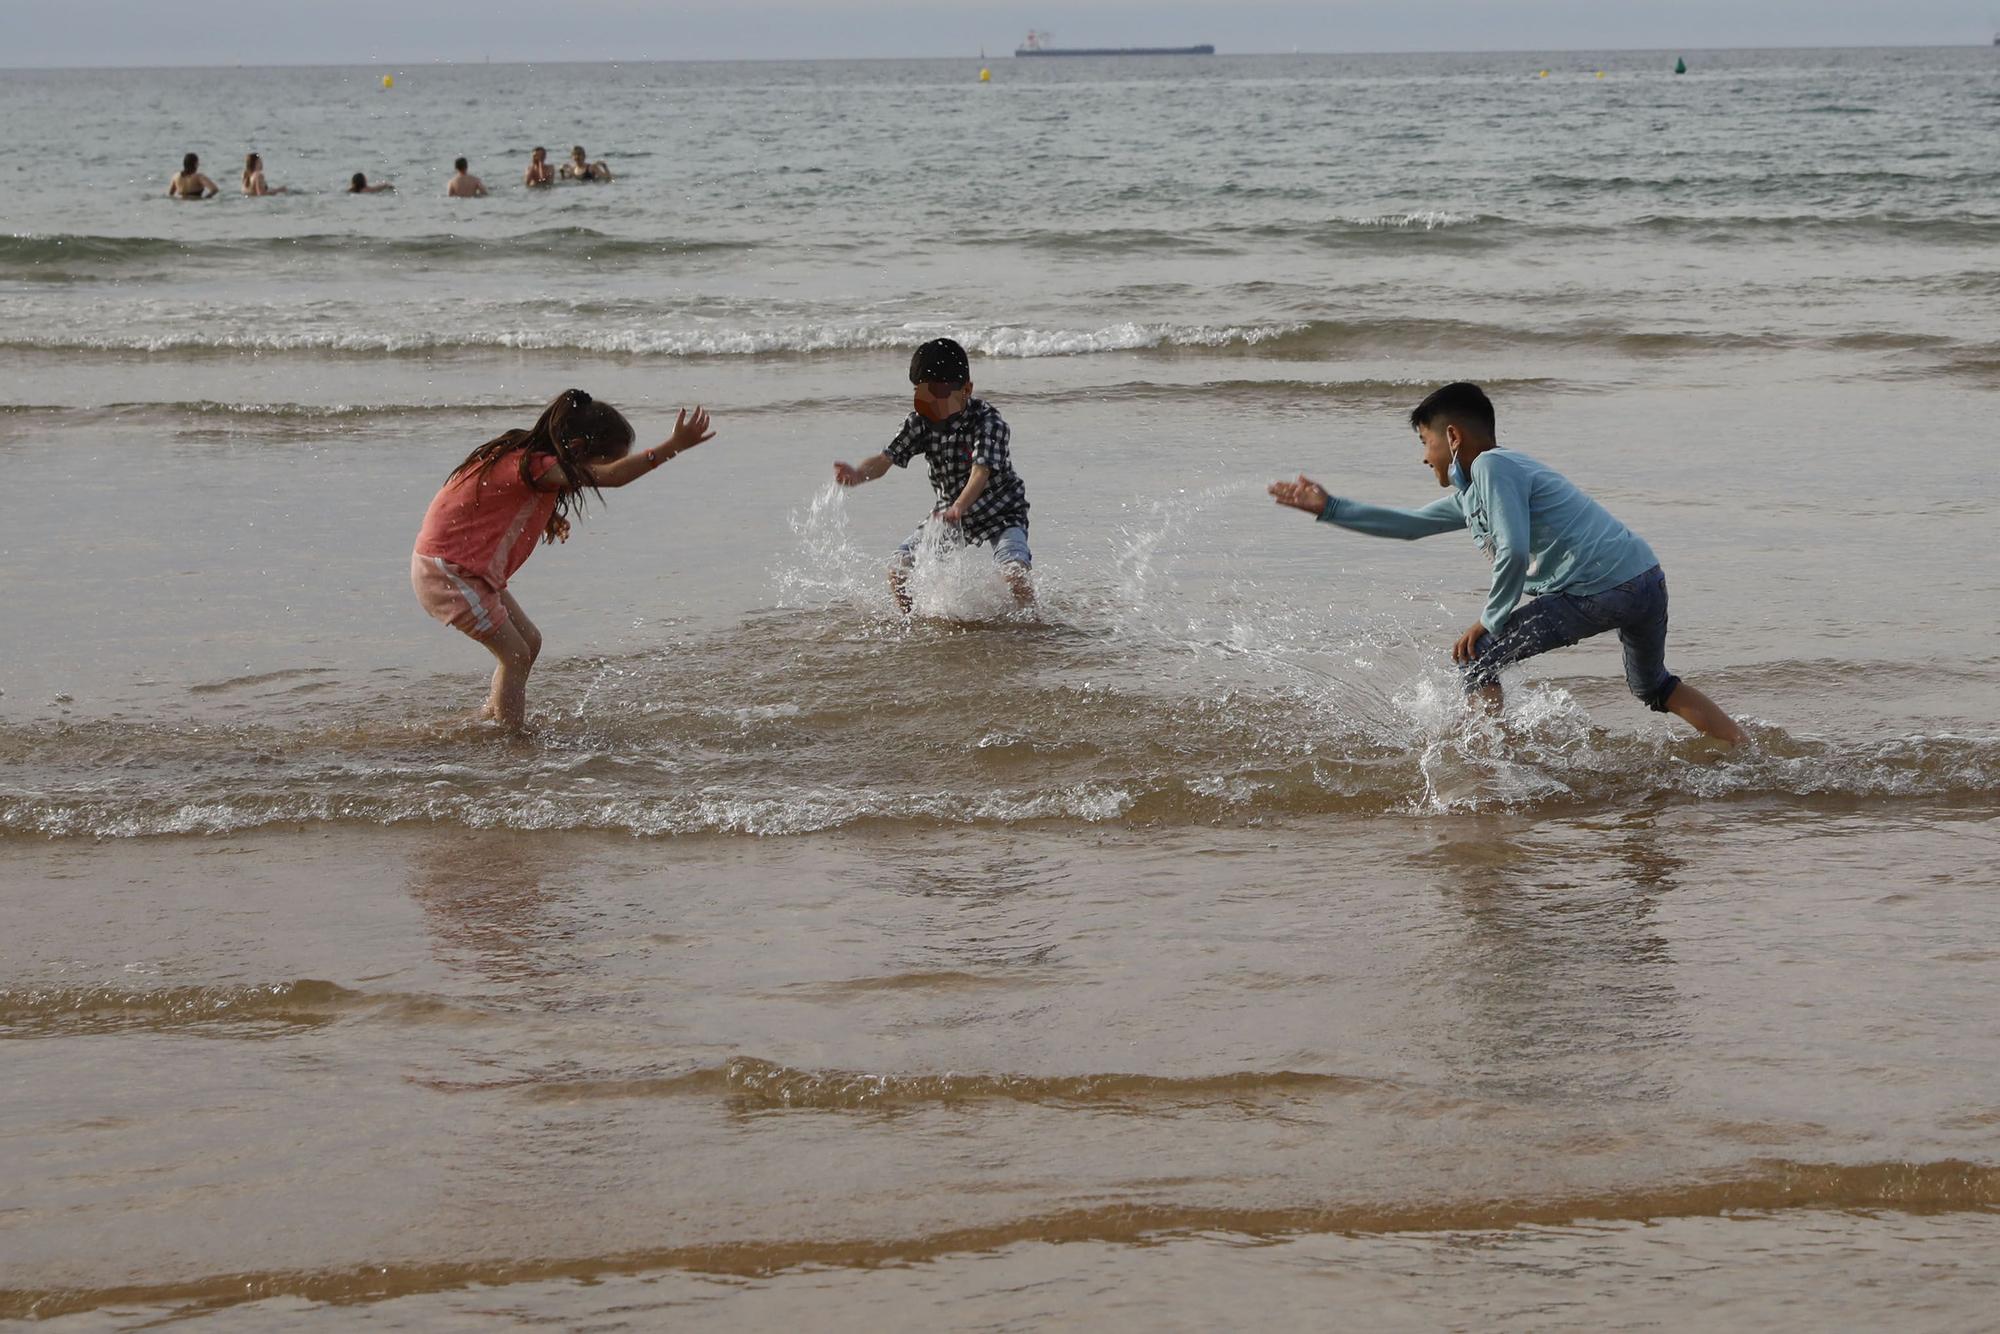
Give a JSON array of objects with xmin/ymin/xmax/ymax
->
[{"xmin": 883, "ymin": 397, "xmax": 1029, "ymax": 543}]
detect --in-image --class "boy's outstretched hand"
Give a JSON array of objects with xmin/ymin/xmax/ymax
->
[
  {"xmin": 833, "ymin": 453, "xmax": 892, "ymax": 487},
  {"xmin": 1269, "ymin": 475, "xmax": 1329, "ymax": 515}
]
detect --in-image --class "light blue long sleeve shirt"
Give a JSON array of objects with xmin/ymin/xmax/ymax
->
[{"xmin": 1316, "ymin": 448, "xmax": 1659, "ymax": 634}]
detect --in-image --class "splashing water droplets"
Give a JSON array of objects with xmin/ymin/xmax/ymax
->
[
  {"xmin": 775, "ymin": 481, "xmax": 877, "ymax": 610},
  {"xmin": 901, "ymin": 519, "xmax": 1026, "ymax": 623}
]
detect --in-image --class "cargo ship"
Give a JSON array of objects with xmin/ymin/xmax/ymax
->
[{"xmin": 1013, "ymin": 30, "xmax": 1215, "ymax": 57}]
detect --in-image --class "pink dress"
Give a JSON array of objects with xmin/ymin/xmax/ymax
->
[{"xmin": 410, "ymin": 451, "xmax": 560, "ymax": 638}]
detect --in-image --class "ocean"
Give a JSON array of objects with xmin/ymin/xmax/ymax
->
[{"xmin": 3, "ymin": 47, "xmax": 1999, "ymax": 1327}]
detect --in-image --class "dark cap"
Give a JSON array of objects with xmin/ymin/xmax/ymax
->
[{"xmin": 908, "ymin": 338, "xmax": 970, "ymax": 386}]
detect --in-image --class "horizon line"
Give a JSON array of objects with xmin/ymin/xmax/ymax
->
[{"xmin": 0, "ymin": 41, "xmax": 1988, "ymax": 74}]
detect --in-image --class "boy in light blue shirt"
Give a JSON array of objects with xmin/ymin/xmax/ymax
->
[{"xmin": 1270, "ymin": 382, "xmax": 1745, "ymax": 743}]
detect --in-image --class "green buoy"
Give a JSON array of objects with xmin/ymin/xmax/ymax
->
[{"xmin": 1674, "ymin": 57, "xmax": 1687, "ymax": 74}]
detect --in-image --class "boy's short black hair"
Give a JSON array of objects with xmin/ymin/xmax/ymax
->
[
  {"xmin": 454, "ymin": 156, "xmax": 469, "ymax": 172},
  {"xmin": 1410, "ymin": 382, "xmax": 1496, "ymax": 439},
  {"xmin": 909, "ymin": 338, "xmax": 970, "ymax": 386}
]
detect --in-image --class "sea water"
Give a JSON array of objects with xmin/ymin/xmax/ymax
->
[{"xmin": 3, "ymin": 49, "xmax": 1999, "ymax": 1327}]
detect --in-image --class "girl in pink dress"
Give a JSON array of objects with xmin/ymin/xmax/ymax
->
[{"xmin": 412, "ymin": 388, "xmax": 714, "ymax": 728}]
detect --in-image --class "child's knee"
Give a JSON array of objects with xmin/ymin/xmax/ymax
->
[
  {"xmin": 487, "ymin": 628, "xmax": 536, "ymax": 671},
  {"xmin": 1632, "ymin": 672, "xmax": 1681, "ymax": 712}
]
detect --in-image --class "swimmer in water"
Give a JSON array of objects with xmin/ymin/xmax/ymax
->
[
  {"xmin": 348, "ymin": 172, "xmax": 395, "ymax": 194},
  {"xmin": 242, "ymin": 152, "xmax": 290, "ymax": 196},
  {"xmin": 523, "ymin": 146, "xmax": 555, "ymax": 188},
  {"xmin": 446, "ymin": 156, "xmax": 488, "ymax": 198},
  {"xmin": 168, "ymin": 152, "xmax": 219, "ymax": 199},
  {"xmin": 561, "ymin": 145, "xmax": 613, "ymax": 182}
]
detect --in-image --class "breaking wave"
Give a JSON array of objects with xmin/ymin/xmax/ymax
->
[
  {"xmin": 0, "ymin": 319, "xmax": 1303, "ymax": 359},
  {"xmin": 1, "ymin": 657, "xmax": 1992, "ymax": 840}
]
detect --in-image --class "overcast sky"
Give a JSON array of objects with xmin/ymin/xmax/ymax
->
[{"xmin": 5, "ymin": 0, "xmax": 1995, "ymax": 67}]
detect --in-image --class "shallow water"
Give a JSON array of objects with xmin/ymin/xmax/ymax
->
[{"xmin": 3, "ymin": 47, "xmax": 1999, "ymax": 1328}]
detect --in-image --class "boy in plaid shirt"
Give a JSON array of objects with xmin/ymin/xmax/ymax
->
[{"xmin": 834, "ymin": 338, "xmax": 1033, "ymax": 612}]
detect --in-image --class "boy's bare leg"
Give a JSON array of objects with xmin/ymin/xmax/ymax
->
[
  {"xmin": 887, "ymin": 562, "xmax": 913, "ymax": 615},
  {"xmin": 1002, "ymin": 562, "xmax": 1034, "ymax": 609},
  {"xmin": 1469, "ymin": 683, "xmax": 1503, "ymax": 716},
  {"xmin": 1664, "ymin": 682, "xmax": 1747, "ymax": 745}
]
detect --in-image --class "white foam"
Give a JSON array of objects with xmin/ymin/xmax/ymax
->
[
  {"xmin": 1345, "ymin": 210, "xmax": 1486, "ymax": 230},
  {"xmin": 10, "ymin": 319, "xmax": 1304, "ymax": 360}
]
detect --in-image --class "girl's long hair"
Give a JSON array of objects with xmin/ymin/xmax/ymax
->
[
  {"xmin": 243, "ymin": 153, "xmax": 260, "ymax": 189},
  {"xmin": 447, "ymin": 388, "xmax": 633, "ymax": 545}
]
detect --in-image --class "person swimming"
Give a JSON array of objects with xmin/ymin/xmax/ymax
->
[
  {"xmin": 523, "ymin": 146, "xmax": 555, "ymax": 188},
  {"xmin": 446, "ymin": 156, "xmax": 488, "ymax": 198},
  {"xmin": 348, "ymin": 172, "xmax": 395, "ymax": 194},
  {"xmin": 242, "ymin": 152, "xmax": 290, "ymax": 196},
  {"xmin": 561, "ymin": 145, "xmax": 613, "ymax": 182},
  {"xmin": 168, "ymin": 152, "xmax": 219, "ymax": 199}
]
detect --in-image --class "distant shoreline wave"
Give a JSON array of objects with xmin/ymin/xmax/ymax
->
[
  {"xmin": 0, "ymin": 226, "xmax": 760, "ymax": 270},
  {"xmin": 0, "ymin": 378, "xmax": 1577, "ymax": 428},
  {"xmin": 0, "ymin": 320, "xmax": 1309, "ymax": 359},
  {"xmin": 10, "ymin": 210, "xmax": 2000, "ymax": 277},
  {"xmin": 0, "ymin": 316, "xmax": 1973, "ymax": 363}
]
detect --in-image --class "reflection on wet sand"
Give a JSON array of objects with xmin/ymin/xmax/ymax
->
[
  {"xmin": 1414, "ymin": 813, "xmax": 1686, "ymax": 1102},
  {"xmin": 405, "ymin": 831, "xmax": 589, "ymax": 991}
]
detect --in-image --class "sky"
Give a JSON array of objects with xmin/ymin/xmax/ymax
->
[{"xmin": 4, "ymin": 0, "xmax": 1995, "ymax": 67}]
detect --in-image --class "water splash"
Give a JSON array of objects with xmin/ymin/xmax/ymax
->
[
  {"xmin": 775, "ymin": 481, "xmax": 873, "ymax": 609},
  {"xmin": 777, "ymin": 485, "xmax": 1029, "ymax": 623}
]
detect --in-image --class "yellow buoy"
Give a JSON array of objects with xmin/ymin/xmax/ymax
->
[
  {"xmin": 1596, "ymin": 71, "xmax": 1605, "ymax": 79},
  {"xmin": 381, "ymin": 73, "xmax": 393, "ymax": 89},
  {"xmin": 1538, "ymin": 70, "xmax": 1549, "ymax": 78},
  {"xmin": 979, "ymin": 68, "xmax": 991, "ymax": 82}
]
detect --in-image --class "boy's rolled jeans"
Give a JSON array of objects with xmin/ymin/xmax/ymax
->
[
  {"xmin": 1462, "ymin": 564, "xmax": 1680, "ymax": 711},
  {"xmin": 895, "ymin": 519, "xmax": 1032, "ymax": 570}
]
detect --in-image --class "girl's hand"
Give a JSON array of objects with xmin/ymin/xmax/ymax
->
[
  {"xmin": 665, "ymin": 407, "xmax": 714, "ymax": 454},
  {"xmin": 1269, "ymin": 475, "xmax": 1329, "ymax": 514}
]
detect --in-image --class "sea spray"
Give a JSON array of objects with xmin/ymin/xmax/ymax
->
[{"xmin": 778, "ymin": 485, "xmax": 1033, "ymax": 623}]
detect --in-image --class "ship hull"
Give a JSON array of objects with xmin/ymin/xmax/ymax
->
[{"xmin": 1015, "ymin": 45, "xmax": 1215, "ymax": 57}]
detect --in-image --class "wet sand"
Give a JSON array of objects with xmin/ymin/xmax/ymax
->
[{"xmin": 6, "ymin": 814, "xmax": 1997, "ymax": 1324}]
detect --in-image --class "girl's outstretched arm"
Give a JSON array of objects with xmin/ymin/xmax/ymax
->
[{"xmin": 580, "ymin": 408, "xmax": 715, "ymax": 488}]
